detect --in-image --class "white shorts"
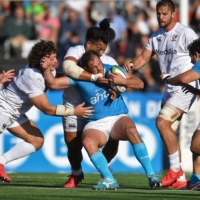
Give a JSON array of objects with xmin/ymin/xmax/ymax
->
[
  {"xmin": 83, "ymin": 114, "xmax": 127, "ymax": 141},
  {"xmin": 0, "ymin": 113, "xmax": 14, "ymax": 132},
  {"xmin": 9, "ymin": 115, "xmax": 29, "ymax": 128},
  {"xmin": 62, "ymin": 116, "xmax": 86, "ymax": 132},
  {"xmin": 162, "ymin": 81, "xmax": 198, "ymax": 112}
]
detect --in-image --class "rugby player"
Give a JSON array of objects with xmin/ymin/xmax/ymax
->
[
  {"xmin": 0, "ymin": 40, "xmax": 93, "ymax": 183},
  {"xmin": 163, "ymin": 38, "xmax": 200, "ymax": 190},
  {"xmin": 42, "ymin": 50, "xmax": 162, "ymax": 189},
  {"xmin": 60, "ymin": 18, "xmax": 120, "ymax": 188},
  {"xmin": 121, "ymin": 0, "xmax": 198, "ymax": 188}
]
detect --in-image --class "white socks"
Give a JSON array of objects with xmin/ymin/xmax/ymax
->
[
  {"xmin": 0, "ymin": 141, "xmax": 36, "ymax": 164},
  {"xmin": 169, "ymin": 151, "xmax": 180, "ymax": 172}
]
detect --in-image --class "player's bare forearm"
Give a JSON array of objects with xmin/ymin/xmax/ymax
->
[
  {"xmin": 79, "ymin": 70, "xmax": 94, "ymax": 81},
  {"xmin": 167, "ymin": 70, "xmax": 200, "ymax": 86},
  {"xmin": 182, "ymin": 84, "xmax": 200, "ymax": 95},
  {"xmin": 125, "ymin": 75, "xmax": 144, "ymax": 89},
  {"xmin": 109, "ymin": 73, "xmax": 144, "ymax": 89},
  {"xmin": 44, "ymin": 71, "xmax": 70, "ymax": 90},
  {"xmin": 124, "ymin": 49, "xmax": 153, "ymax": 72},
  {"xmin": 96, "ymin": 77, "xmax": 109, "ymax": 85},
  {"xmin": 30, "ymin": 93, "xmax": 57, "ymax": 116}
]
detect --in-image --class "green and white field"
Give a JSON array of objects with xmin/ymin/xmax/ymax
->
[{"xmin": 0, "ymin": 173, "xmax": 199, "ymax": 200}]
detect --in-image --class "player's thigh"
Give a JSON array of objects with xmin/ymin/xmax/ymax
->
[
  {"xmin": 162, "ymin": 87, "xmax": 196, "ymax": 113},
  {"xmin": 158, "ymin": 103, "xmax": 184, "ymax": 124},
  {"xmin": 63, "ymin": 116, "xmax": 85, "ymax": 143},
  {"xmin": 111, "ymin": 116, "xmax": 139, "ymax": 140},
  {"xmin": 8, "ymin": 119, "xmax": 43, "ymax": 143},
  {"xmin": 64, "ymin": 130, "xmax": 83, "ymax": 147},
  {"xmin": 62, "ymin": 115, "xmax": 86, "ymax": 133},
  {"xmin": 191, "ymin": 127, "xmax": 200, "ymax": 152},
  {"xmin": 83, "ymin": 129, "xmax": 107, "ymax": 148}
]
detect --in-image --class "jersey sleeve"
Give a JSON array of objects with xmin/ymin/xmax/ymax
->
[
  {"xmin": 64, "ymin": 46, "xmax": 83, "ymax": 60},
  {"xmin": 68, "ymin": 77, "xmax": 77, "ymax": 86},
  {"xmin": 146, "ymin": 34, "xmax": 154, "ymax": 51},
  {"xmin": 25, "ymin": 76, "xmax": 45, "ymax": 98},
  {"xmin": 192, "ymin": 62, "xmax": 200, "ymax": 75}
]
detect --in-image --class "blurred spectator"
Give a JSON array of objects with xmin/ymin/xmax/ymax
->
[
  {"xmin": 0, "ymin": 13, "xmax": 7, "ymax": 45},
  {"xmin": 107, "ymin": 8, "xmax": 128, "ymax": 42},
  {"xmin": 24, "ymin": 0, "xmax": 44, "ymax": 33},
  {"xmin": 148, "ymin": 0, "xmax": 159, "ymax": 33},
  {"xmin": 140, "ymin": 59, "xmax": 163, "ymax": 92},
  {"xmin": 135, "ymin": 10, "xmax": 151, "ymax": 36},
  {"xmin": 4, "ymin": 6, "xmax": 32, "ymax": 59},
  {"xmin": 64, "ymin": 0, "xmax": 91, "ymax": 27},
  {"xmin": 37, "ymin": 5, "xmax": 60, "ymax": 44},
  {"xmin": 189, "ymin": 0, "xmax": 200, "ymax": 32},
  {"xmin": 57, "ymin": 7, "xmax": 86, "ymax": 69},
  {"xmin": 194, "ymin": 0, "xmax": 200, "ymax": 32},
  {"xmin": 0, "ymin": 1, "xmax": 11, "ymax": 17},
  {"xmin": 43, "ymin": 0, "xmax": 64, "ymax": 19},
  {"xmin": 110, "ymin": 36, "xmax": 135, "ymax": 66},
  {"xmin": 90, "ymin": 0, "xmax": 110, "ymax": 23}
]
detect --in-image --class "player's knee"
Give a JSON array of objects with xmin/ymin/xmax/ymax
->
[
  {"xmin": 190, "ymin": 139, "xmax": 200, "ymax": 154},
  {"xmin": 157, "ymin": 103, "xmax": 181, "ymax": 130},
  {"xmin": 33, "ymin": 136, "xmax": 44, "ymax": 150},
  {"xmin": 125, "ymin": 125, "xmax": 140, "ymax": 139}
]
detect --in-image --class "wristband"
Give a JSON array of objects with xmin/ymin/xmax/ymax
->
[
  {"xmin": 90, "ymin": 73, "xmax": 103, "ymax": 82},
  {"xmin": 55, "ymin": 105, "xmax": 74, "ymax": 116},
  {"xmin": 65, "ymin": 108, "xmax": 74, "ymax": 116},
  {"xmin": 162, "ymin": 74, "xmax": 171, "ymax": 83}
]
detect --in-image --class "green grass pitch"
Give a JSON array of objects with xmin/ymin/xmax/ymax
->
[{"xmin": 0, "ymin": 173, "xmax": 199, "ymax": 200}]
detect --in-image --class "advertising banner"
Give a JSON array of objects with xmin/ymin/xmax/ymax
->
[{"xmin": 0, "ymin": 91, "xmax": 163, "ymax": 174}]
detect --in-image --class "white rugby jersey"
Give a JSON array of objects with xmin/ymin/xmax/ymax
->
[
  {"xmin": 63, "ymin": 45, "xmax": 118, "ymax": 107},
  {"xmin": 0, "ymin": 65, "xmax": 56, "ymax": 118},
  {"xmin": 146, "ymin": 22, "xmax": 198, "ymax": 77}
]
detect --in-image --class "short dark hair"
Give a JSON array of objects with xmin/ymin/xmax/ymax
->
[
  {"xmin": 188, "ymin": 38, "xmax": 200, "ymax": 55},
  {"xmin": 156, "ymin": 0, "xmax": 175, "ymax": 13},
  {"xmin": 27, "ymin": 40, "xmax": 57, "ymax": 68},
  {"xmin": 86, "ymin": 18, "xmax": 115, "ymax": 45},
  {"xmin": 81, "ymin": 50, "xmax": 100, "ymax": 67}
]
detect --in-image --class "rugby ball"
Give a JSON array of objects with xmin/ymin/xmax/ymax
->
[{"xmin": 107, "ymin": 66, "xmax": 127, "ymax": 93}]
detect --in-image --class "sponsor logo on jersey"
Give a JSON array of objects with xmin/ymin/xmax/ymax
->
[
  {"xmin": 171, "ymin": 34, "xmax": 178, "ymax": 41},
  {"xmin": 156, "ymin": 36, "xmax": 162, "ymax": 42},
  {"xmin": 69, "ymin": 124, "xmax": 76, "ymax": 128},
  {"xmin": 91, "ymin": 91, "xmax": 109, "ymax": 104},
  {"xmin": 155, "ymin": 48, "xmax": 177, "ymax": 55}
]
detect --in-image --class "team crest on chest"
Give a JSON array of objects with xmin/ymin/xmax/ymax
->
[
  {"xmin": 171, "ymin": 34, "xmax": 178, "ymax": 41},
  {"xmin": 156, "ymin": 36, "xmax": 162, "ymax": 42}
]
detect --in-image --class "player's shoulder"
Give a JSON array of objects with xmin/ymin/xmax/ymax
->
[
  {"xmin": 65, "ymin": 45, "xmax": 85, "ymax": 59},
  {"xmin": 100, "ymin": 54, "xmax": 118, "ymax": 65},
  {"xmin": 149, "ymin": 28, "xmax": 163, "ymax": 39},
  {"xmin": 20, "ymin": 65, "xmax": 43, "ymax": 80},
  {"xmin": 176, "ymin": 22, "xmax": 197, "ymax": 35}
]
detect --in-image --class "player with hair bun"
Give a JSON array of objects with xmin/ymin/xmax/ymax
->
[{"xmin": 61, "ymin": 18, "xmax": 121, "ymax": 188}]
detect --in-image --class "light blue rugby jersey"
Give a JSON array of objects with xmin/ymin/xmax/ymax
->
[
  {"xmin": 192, "ymin": 60, "xmax": 200, "ymax": 75},
  {"xmin": 69, "ymin": 64, "xmax": 128, "ymax": 122}
]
